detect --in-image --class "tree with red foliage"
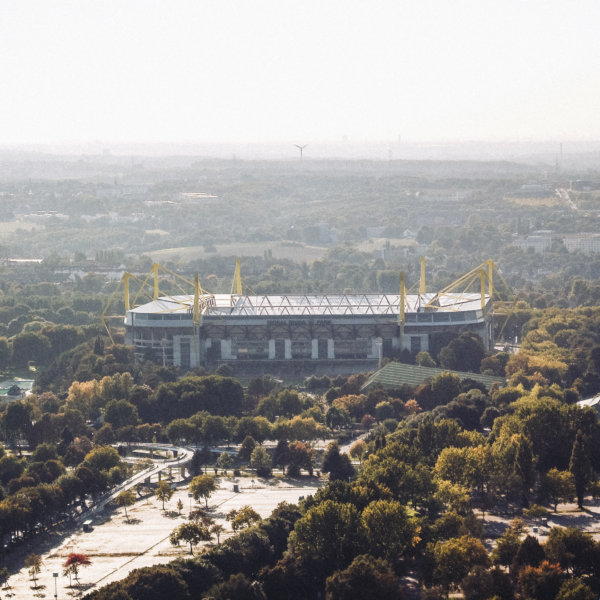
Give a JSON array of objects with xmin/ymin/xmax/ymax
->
[
  {"xmin": 518, "ymin": 560, "xmax": 563, "ymax": 600},
  {"xmin": 63, "ymin": 552, "xmax": 91, "ymax": 587}
]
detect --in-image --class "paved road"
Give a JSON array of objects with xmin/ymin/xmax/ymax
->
[
  {"xmin": 557, "ymin": 187, "xmax": 577, "ymax": 211},
  {"xmin": 76, "ymin": 443, "xmax": 194, "ymax": 522}
]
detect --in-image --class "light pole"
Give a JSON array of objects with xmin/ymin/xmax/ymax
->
[
  {"xmin": 375, "ymin": 337, "xmax": 383, "ymax": 370},
  {"xmin": 53, "ymin": 572, "xmax": 58, "ymax": 599},
  {"xmin": 161, "ymin": 338, "xmax": 167, "ymax": 367},
  {"xmin": 188, "ymin": 492, "xmax": 193, "ymax": 516}
]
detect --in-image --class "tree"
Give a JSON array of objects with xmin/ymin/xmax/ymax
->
[
  {"xmin": 439, "ymin": 332, "xmax": 486, "ymax": 373},
  {"xmin": 491, "ymin": 518, "xmax": 525, "ymax": 570},
  {"xmin": 433, "ymin": 479, "xmax": 471, "ymax": 514},
  {"xmin": 289, "ymin": 500, "xmax": 364, "ymax": 573},
  {"xmin": 273, "ymin": 440, "xmax": 290, "ymax": 474},
  {"xmin": 201, "ymin": 415, "xmax": 229, "ymax": 447},
  {"xmin": 104, "ymin": 399, "xmax": 140, "ymax": 429},
  {"xmin": 375, "ymin": 401, "xmax": 395, "ymax": 422},
  {"xmin": 216, "ymin": 451, "xmax": 234, "ymax": 474},
  {"xmin": 63, "ymin": 552, "xmax": 91, "ymax": 586},
  {"xmin": 170, "ymin": 522, "xmax": 210, "ymax": 554},
  {"xmin": 205, "ymin": 573, "xmax": 257, "ymax": 600},
  {"xmin": 513, "ymin": 534, "xmax": 546, "ymax": 573},
  {"xmin": 0, "ymin": 337, "xmax": 10, "ymax": 370},
  {"xmin": 325, "ymin": 554, "xmax": 405, "ymax": 600},
  {"xmin": 432, "ymin": 535, "xmax": 490, "ymax": 589},
  {"xmin": 326, "ymin": 406, "xmax": 351, "ymax": 431},
  {"xmin": 238, "ymin": 435, "xmax": 257, "ymax": 462},
  {"xmin": 155, "ymin": 480, "xmax": 174, "ymax": 510},
  {"xmin": 166, "ymin": 419, "xmax": 197, "ymax": 444},
  {"xmin": 416, "ymin": 351, "xmax": 436, "ymax": 367},
  {"xmin": 226, "ymin": 505, "xmax": 262, "ymax": 531},
  {"xmin": 94, "ymin": 423, "xmax": 116, "ymax": 445},
  {"xmin": 541, "ymin": 468, "xmax": 576, "ymax": 511},
  {"xmin": 322, "ymin": 442, "xmax": 355, "ymax": 482},
  {"xmin": 190, "ymin": 474, "xmax": 217, "ymax": 508},
  {"xmin": 569, "ymin": 430, "xmax": 592, "ymax": 509},
  {"xmin": 250, "ymin": 446, "xmax": 272, "ymax": 477},
  {"xmin": 11, "ymin": 331, "xmax": 52, "ymax": 367},
  {"xmin": 405, "ymin": 398, "xmax": 421, "ymax": 416},
  {"xmin": 434, "ymin": 446, "xmax": 470, "ymax": 487},
  {"xmin": 0, "ymin": 567, "xmax": 8, "ymax": 592},
  {"xmin": 84, "ymin": 445, "xmax": 121, "ymax": 472},
  {"xmin": 518, "ymin": 560, "xmax": 563, "ymax": 600},
  {"xmin": 544, "ymin": 527, "xmax": 596, "ymax": 576},
  {"xmin": 235, "ymin": 416, "xmax": 271, "ymax": 444},
  {"xmin": 2, "ymin": 401, "xmax": 32, "ymax": 451},
  {"xmin": 287, "ymin": 441, "xmax": 314, "ymax": 477},
  {"xmin": 430, "ymin": 371, "xmax": 462, "ymax": 406},
  {"xmin": 555, "ymin": 578, "xmax": 595, "ymax": 600},
  {"xmin": 361, "ymin": 499, "xmax": 418, "ymax": 562},
  {"xmin": 349, "ymin": 439, "xmax": 367, "ymax": 464},
  {"xmin": 461, "ymin": 566, "xmax": 513, "ymax": 600},
  {"xmin": 523, "ymin": 503, "xmax": 549, "ymax": 522},
  {"xmin": 210, "ymin": 522, "xmax": 225, "ymax": 543},
  {"xmin": 115, "ymin": 489, "xmax": 136, "ymax": 522},
  {"xmin": 25, "ymin": 553, "xmax": 42, "ymax": 586},
  {"xmin": 286, "ymin": 415, "xmax": 327, "ymax": 442},
  {"xmin": 0, "ymin": 453, "xmax": 25, "ymax": 485}
]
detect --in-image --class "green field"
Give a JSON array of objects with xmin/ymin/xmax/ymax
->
[
  {"xmin": 148, "ymin": 241, "xmax": 328, "ymax": 263},
  {"xmin": 0, "ymin": 221, "xmax": 39, "ymax": 235}
]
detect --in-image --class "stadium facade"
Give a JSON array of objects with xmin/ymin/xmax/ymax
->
[{"xmin": 124, "ymin": 291, "xmax": 493, "ymax": 370}]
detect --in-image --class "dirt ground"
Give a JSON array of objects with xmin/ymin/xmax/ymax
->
[
  {"xmin": 2, "ymin": 475, "xmax": 322, "ymax": 599},
  {"xmin": 483, "ymin": 498, "xmax": 600, "ymax": 546},
  {"xmin": 7, "ymin": 473, "xmax": 600, "ymax": 599}
]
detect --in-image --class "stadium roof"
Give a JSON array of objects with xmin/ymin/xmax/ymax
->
[
  {"xmin": 577, "ymin": 395, "xmax": 600, "ymax": 410},
  {"xmin": 361, "ymin": 362, "xmax": 505, "ymax": 392},
  {"xmin": 129, "ymin": 292, "xmax": 489, "ymax": 318}
]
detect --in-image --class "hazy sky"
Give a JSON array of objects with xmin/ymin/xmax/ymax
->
[{"xmin": 1, "ymin": 1, "xmax": 599, "ymax": 145}]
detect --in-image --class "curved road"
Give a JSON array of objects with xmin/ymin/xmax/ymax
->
[{"xmin": 76, "ymin": 443, "xmax": 194, "ymax": 522}]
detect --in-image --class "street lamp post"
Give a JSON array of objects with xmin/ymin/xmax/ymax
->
[
  {"xmin": 53, "ymin": 572, "xmax": 58, "ymax": 599},
  {"xmin": 188, "ymin": 492, "xmax": 193, "ymax": 516},
  {"xmin": 375, "ymin": 337, "xmax": 383, "ymax": 370},
  {"xmin": 161, "ymin": 338, "xmax": 167, "ymax": 367}
]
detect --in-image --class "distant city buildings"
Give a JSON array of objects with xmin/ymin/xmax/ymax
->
[
  {"xmin": 513, "ymin": 233, "xmax": 553, "ymax": 254},
  {"xmin": 513, "ymin": 232, "xmax": 600, "ymax": 255},
  {"xmin": 563, "ymin": 234, "xmax": 600, "ymax": 254},
  {"xmin": 508, "ymin": 183, "xmax": 555, "ymax": 198},
  {"xmin": 570, "ymin": 180, "xmax": 600, "ymax": 191}
]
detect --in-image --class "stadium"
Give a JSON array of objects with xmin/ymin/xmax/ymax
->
[{"xmin": 114, "ymin": 260, "xmax": 510, "ymax": 373}]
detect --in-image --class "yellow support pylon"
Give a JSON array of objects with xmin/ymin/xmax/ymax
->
[
  {"xmin": 231, "ymin": 258, "xmax": 243, "ymax": 295},
  {"xmin": 399, "ymin": 271, "xmax": 406, "ymax": 326}
]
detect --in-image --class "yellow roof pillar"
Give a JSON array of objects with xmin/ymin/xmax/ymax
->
[
  {"xmin": 420, "ymin": 256, "xmax": 426, "ymax": 295},
  {"xmin": 480, "ymin": 269, "xmax": 486, "ymax": 312},
  {"xmin": 399, "ymin": 271, "xmax": 406, "ymax": 325},
  {"xmin": 193, "ymin": 274, "xmax": 200, "ymax": 324},
  {"xmin": 153, "ymin": 263, "xmax": 160, "ymax": 300},
  {"xmin": 123, "ymin": 272, "xmax": 131, "ymax": 311},
  {"xmin": 487, "ymin": 259, "xmax": 494, "ymax": 297}
]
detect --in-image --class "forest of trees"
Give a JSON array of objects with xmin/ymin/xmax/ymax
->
[
  {"xmin": 0, "ymin": 157, "xmax": 599, "ymax": 598},
  {"xmin": 0, "ymin": 297, "xmax": 597, "ymax": 597}
]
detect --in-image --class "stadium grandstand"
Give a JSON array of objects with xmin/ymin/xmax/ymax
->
[{"xmin": 111, "ymin": 260, "xmax": 512, "ymax": 373}]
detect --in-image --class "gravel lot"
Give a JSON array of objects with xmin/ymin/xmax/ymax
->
[{"xmin": 3, "ymin": 475, "xmax": 322, "ymax": 598}]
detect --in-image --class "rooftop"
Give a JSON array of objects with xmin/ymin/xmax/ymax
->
[
  {"xmin": 129, "ymin": 292, "xmax": 490, "ymax": 319},
  {"xmin": 361, "ymin": 362, "xmax": 505, "ymax": 392}
]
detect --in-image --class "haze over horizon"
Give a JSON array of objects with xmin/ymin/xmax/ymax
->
[{"xmin": 2, "ymin": 1, "xmax": 599, "ymax": 153}]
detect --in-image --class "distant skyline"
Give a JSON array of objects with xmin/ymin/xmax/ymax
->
[{"xmin": 1, "ymin": 1, "xmax": 599, "ymax": 147}]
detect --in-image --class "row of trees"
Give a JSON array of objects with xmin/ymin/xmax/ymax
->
[
  {"xmin": 83, "ymin": 403, "xmax": 600, "ymax": 600},
  {"xmin": 0, "ymin": 443, "xmax": 128, "ymax": 545}
]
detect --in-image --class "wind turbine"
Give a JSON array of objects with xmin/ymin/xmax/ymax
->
[{"xmin": 294, "ymin": 144, "xmax": 308, "ymax": 160}]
